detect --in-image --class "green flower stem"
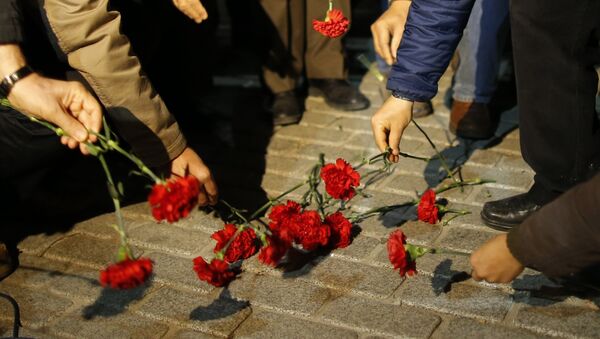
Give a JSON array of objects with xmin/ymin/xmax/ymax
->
[
  {"xmin": 102, "ymin": 138, "xmax": 163, "ymax": 184},
  {"xmin": 411, "ymin": 118, "xmax": 459, "ymax": 185},
  {"xmin": 0, "ymin": 97, "xmax": 12, "ymax": 109},
  {"xmin": 428, "ymin": 247, "xmax": 470, "ymax": 257},
  {"xmin": 328, "ymin": 0, "xmax": 333, "ymax": 11},
  {"xmin": 349, "ymin": 200, "xmax": 417, "ymax": 223},
  {"xmin": 248, "ymin": 180, "xmax": 308, "ymax": 221},
  {"xmin": 434, "ymin": 178, "xmax": 494, "ymax": 195},
  {"xmin": 98, "ymin": 154, "xmax": 133, "ymax": 260}
]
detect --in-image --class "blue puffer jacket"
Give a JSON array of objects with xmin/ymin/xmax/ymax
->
[{"xmin": 387, "ymin": 0, "xmax": 475, "ymax": 102}]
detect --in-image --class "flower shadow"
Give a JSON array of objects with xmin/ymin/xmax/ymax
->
[
  {"xmin": 82, "ymin": 282, "xmax": 150, "ymax": 319},
  {"xmin": 189, "ymin": 288, "xmax": 249, "ymax": 322},
  {"xmin": 431, "ymin": 259, "xmax": 471, "ymax": 296}
]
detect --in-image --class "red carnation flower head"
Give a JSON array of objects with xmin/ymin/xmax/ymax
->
[
  {"xmin": 324, "ymin": 212, "xmax": 353, "ymax": 249},
  {"xmin": 258, "ymin": 234, "xmax": 291, "ymax": 267},
  {"xmin": 193, "ymin": 257, "xmax": 236, "ymax": 287},
  {"xmin": 211, "ymin": 224, "xmax": 258, "ymax": 263},
  {"xmin": 312, "ymin": 8, "xmax": 350, "ymax": 38},
  {"xmin": 417, "ymin": 189, "xmax": 439, "ymax": 224},
  {"xmin": 100, "ymin": 257, "xmax": 153, "ymax": 289},
  {"xmin": 320, "ymin": 158, "xmax": 360, "ymax": 201},
  {"xmin": 148, "ymin": 175, "xmax": 200, "ymax": 223},
  {"xmin": 293, "ymin": 210, "xmax": 330, "ymax": 251},
  {"xmin": 387, "ymin": 230, "xmax": 417, "ymax": 278},
  {"xmin": 268, "ymin": 200, "xmax": 302, "ymax": 243}
]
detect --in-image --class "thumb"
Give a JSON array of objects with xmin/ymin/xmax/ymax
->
[{"xmin": 51, "ymin": 107, "xmax": 88, "ymax": 142}]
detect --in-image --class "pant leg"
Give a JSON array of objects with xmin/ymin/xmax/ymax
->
[
  {"xmin": 260, "ymin": 0, "xmax": 305, "ymax": 93},
  {"xmin": 453, "ymin": 0, "xmax": 509, "ymax": 103},
  {"xmin": 511, "ymin": 0, "xmax": 600, "ymax": 193},
  {"xmin": 305, "ymin": 0, "xmax": 349, "ymax": 80}
]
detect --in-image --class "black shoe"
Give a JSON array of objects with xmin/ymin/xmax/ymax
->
[
  {"xmin": 0, "ymin": 242, "xmax": 19, "ymax": 282},
  {"xmin": 271, "ymin": 91, "xmax": 303, "ymax": 126},
  {"xmin": 481, "ymin": 184, "xmax": 560, "ymax": 231},
  {"xmin": 309, "ymin": 79, "xmax": 370, "ymax": 111}
]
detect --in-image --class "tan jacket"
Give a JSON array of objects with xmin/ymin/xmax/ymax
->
[{"xmin": 43, "ymin": 0, "xmax": 186, "ymax": 167}]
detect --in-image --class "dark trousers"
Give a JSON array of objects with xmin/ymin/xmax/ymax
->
[{"xmin": 510, "ymin": 0, "xmax": 600, "ymax": 193}]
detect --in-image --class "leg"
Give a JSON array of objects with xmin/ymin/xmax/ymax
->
[
  {"xmin": 260, "ymin": 0, "xmax": 305, "ymax": 94},
  {"xmin": 482, "ymin": 0, "xmax": 600, "ymax": 230},
  {"xmin": 512, "ymin": 0, "xmax": 600, "ymax": 192}
]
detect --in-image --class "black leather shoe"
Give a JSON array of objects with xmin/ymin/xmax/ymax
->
[
  {"xmin": 481, "ymin": 193, "xmax": 543, "ymax": 231},
  {"xmin": 271, "ymin": 90, "xmax": 302, "ymax": 126},
  {"xmin": 309, "ymin": 79, "xmax": 370, "ymax": 111}
]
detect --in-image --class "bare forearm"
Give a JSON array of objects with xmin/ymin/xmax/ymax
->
[{"xmin": 0, "ymin": 44, "xmax": 27, "ymax": 79}]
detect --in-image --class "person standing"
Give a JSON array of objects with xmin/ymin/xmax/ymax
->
[{"xmin": 260, "ymin": 0, "xmax": 369, "ymax": 125}]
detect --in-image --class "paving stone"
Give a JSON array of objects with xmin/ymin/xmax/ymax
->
[
  {"xmin": 265, "ymin": 155, "xmax": 315, "ymax": 178},
  {"xmin": 328, "ymin": 117, "xmax": 373, "ymax": 134},
  {"xmin": 299, "ymin": 144, "xmax": 365, "ymax": 164},
  {"xmin": 318, "ymin": 295, "xmax": 441, "ymax": 338},
  {"xmin": 498, "ymin": 154, "xmax": 534, "ymax": 173},
  {"xmin": 332, "ymin": 234, "xmax": 380, "ymax": 261},
  {"xmin": 121, "ymin": 202, "xmax": 155, "ymax": 220},
  {"xmin": 467, "ymin": 149, "xmax": 502, "ymax": 167},
  {"xmin": 433, "ymin": 317, "xmax": 548, "ymax": 339},
  {"xmin": 17, "ymin": 232, "xmax": 69, "ymax": 256},
  {"xmin": 304, "ymin": 257, "xmax": 402, "ymax": 298},
  {"xmin": 136, "ymin": 287, "xmax": 251, "ymax": 337},
  {"xmin": 374, "ymin": 246, "xmax": 472, "ymax": 278},
  {"xmin": 0, "ymin": 284, "xmax": 73, "ymax": 329},
  {"xmin": 438, "ymin": 226, "xmax": 500, "ymax": 253},
  {"xmin": 168, "ymin": 328, "xmax": 221, "ymax": 338},
  {"xmin": 461, "ymin": 165, "xmax": 533, "ymax": 191},
  {"xmin": 234, "ymin": 308, "xmax": 358, "ymax": 338},
  {"xmin": 488, "ymin": 136, "xmax": 521, "ymax": 156},
  {"xmin": 45, "ymin": 264, "xmax": 106, "ymax": 302},
  {"xmin": 149, "ymin": 252, "xmax": 214, "ymax": 293},
  {"xmin": 71, "ymin": 212, "xmax": 148, "ymax": 240},
  {"xmin": 267, "ymin": 138, "xmax": 304, "ymax": 154},
  {"xmin": 175, "ymin": 210, "xmax": 226, "ymax": 234},
  {"xmin": 514, "ymin": 298, "xmax": 600, "ymax": 338},
  {"xmin": 437, "ymin": 203, "xmax": 485, "ymax": 228},
  {"xmin": 394, "ymin": 275, "xmax": 513, "ymax": 321},
  {"xmin": 351, "ymin": 190, "xmax": 415, "ymax": 214},
  {"xmin": 261, "ymin": 173, "xmax": 308, "ymax": 197},
  {"xmin": 44, "ymin": 233, "xmax": 122, "ymax": 268},
  {"xmin": 402, "ymin": 124, "xmax": 454, "ymax": 146},
  {"xmin": 1, "ymin": 254, "xmax": 70, "ymax": 288},
  {"xmin": 473, "ymin": 187, "xmax": 528, "ymax": 207},
  {"xmin": 299, "ymin": 111, "xmax": 341, "ymax": 128},
  {"xmin": 383, "ymin": 173, "xmax": 430, "ymax": 195},
  {"xmin": 127, "ymin": 222, "xmax": 213, "ymax": 257},
  {"xmin": 51, "ymin": 312, "xmax": 169, "ymax": 339},
  {"xmin": 274, "ymin": 125, "xmax": 353, "ymax": 145},
  {"xmin": 228, "ymin": 273, "xmax": 330, "ymax": 316}
]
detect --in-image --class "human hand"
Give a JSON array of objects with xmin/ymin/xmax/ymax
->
[
  {"xmin": 370, "ymin": 0, "xmax": 412, "ymax": 65},
  {"xmin": 172, "ymin": 0, "xmax": 208, "ymax": 24},
  {"xmin": 8, "ymin": 74, "xmax": 103, "ymax": 155},
  {"xmin": 170, "ymin": 147, "xmax": 218, "ymax": 206},
  {"xmin": 371, "ymin": 96, "xmax": 413, "ymax": 162},
  {"xmin": 470, "ymin": 234, "xmax": 524, "ymax": 284}
]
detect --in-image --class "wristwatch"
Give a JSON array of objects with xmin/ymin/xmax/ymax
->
[{"xmin": 0, "ymin": 65, "xmax": 34, "ymax": 97}]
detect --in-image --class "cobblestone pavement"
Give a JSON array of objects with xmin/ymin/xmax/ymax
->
[{"xmin": 2, "ymin": 69, "xmax": 599, "ymax": 339}]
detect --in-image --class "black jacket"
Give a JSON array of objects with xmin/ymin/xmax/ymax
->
[
  {"xmin": 0, "ymin": 0, "xmax": 23, "ymax": 44},
  {"xmin": 508, "ymin": 172, "xmax": 600, "ymax": 278}
]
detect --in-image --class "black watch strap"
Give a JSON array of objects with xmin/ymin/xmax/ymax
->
[{"xmin": 0, "ymin": 65, "xmax": 34, "ymax": 97}]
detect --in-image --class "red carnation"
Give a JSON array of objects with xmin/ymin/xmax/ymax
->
[
  {"xmin": 320, "ymin": 158, "xmax": 360, "ymax": 201},
  {"xmin": 387, "ymin": 230, "xmax": 417, "ymax": 278},
  {"xmin": 100, "ymin": 257, "xmax": 153, "ymax": 289},
  {"xmin": 258, "ymin": 235, "xmax": 290, "ymax": 267},
  {"xmin": 268, "ymin": 200, "xmax": 302, "ymax": 243},
  {"xmin": 293, "ymin": 210, "xmax": 330, "ymax": 251},
  {"xmin": 211, "ymin": 224, "xmax": 258, "ymax": 263},
  {"xmin": 324, "ymin": 212, "xmax": 353, "ymax": 249},
  {"xmin": 312, "ymin": 9, "xmax": 350, "ymax": 38},
  {"xmin": 417, "ymin": 189, "xmax": 439, "ymax": 224},
  {"xmin": 148, "ymin": 175, "xmax": 200, "ymax": 223},
  {"xmin": 193, "ymin": 257, "xmax": 236, "ymax": 287}
]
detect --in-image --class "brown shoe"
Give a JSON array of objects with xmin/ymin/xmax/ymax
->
[
  {"xmin": 450, "ymin": 100, "xmax": 496, "ymax": 139},
  {"xmin": 0, "ymin": 242, "xmax": 18, "ymax": 282},
  {"xmin": 412, "ymin": 101, "xmax": 433, "ymax": 118}
]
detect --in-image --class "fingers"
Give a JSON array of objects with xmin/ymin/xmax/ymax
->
[
  {"xmin": 174, "ymin": 0, "xmax": 208, "ymax": 23},
  {"xmin": 371, "ymin": 118, "xmax": 390, "ymax": 154},
  {"xmin": 51, "ymin": 106, "xmax": 88, "ymax": 143},
  {"xmin": 390, "ymin": 26, "xmax": 404, "ymax": 64},
  {"xmin": 68, "ymin": 82, "xmax": 103, "ymax": 144},
  {"xmin": 373, "ymin": 24, "xmax": 394, "ymax": 65},
  {"xmin": 190, "ymin": 167, "xmax": 218, "ymax": 206},
  {"xmin": 388, "ymin": 122, "xmax": 404, "ymax": 162}
]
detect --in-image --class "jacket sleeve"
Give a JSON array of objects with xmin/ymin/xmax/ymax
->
[
  {"xmin": 507, "ymin": 173, "xmax": 600, "ymax": 278},
  {"xmin": 387, "ymin": 0, "xmax": 475, "ymax": 102},
  {"xmin": 43, "ymin": 0, "xmax": 186, "ymax": 167},
  {"xmin": 0, "ymin": 0, "xmax": 24, "ymax": 43}
]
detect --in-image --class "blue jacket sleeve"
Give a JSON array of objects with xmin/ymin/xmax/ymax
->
[
  {"xmin": 387, "ymin": 0, "xmax": 475, "ymax": 102},
  {"xmin": 0, "ymin": 0, "xmax": 24, "ymax": 44}
]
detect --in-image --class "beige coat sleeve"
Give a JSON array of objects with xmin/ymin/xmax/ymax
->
[{"xmin": 43, "ymin": 0, "xmax": 186, "ymax": 167}]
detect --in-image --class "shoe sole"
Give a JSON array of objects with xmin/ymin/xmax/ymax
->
[
  {"xmin": 449, "ymin": 123, "xmax": 494, "ymax": 140},
  {"xmin": 308, "ymin": 87, "xmax": 370, "ymax": 111},
  {"xmin": 480, "ymin": 211, "xmax": 519, "ymax": 232}
]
